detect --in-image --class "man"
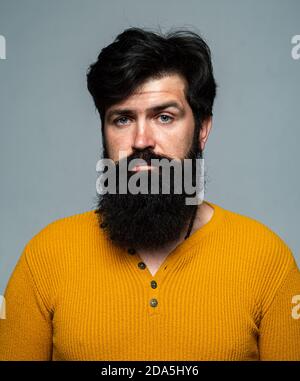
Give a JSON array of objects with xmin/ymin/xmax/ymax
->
[{"xmin": 0, "ymin": 27, "xmax": 299, "ymax": 361}]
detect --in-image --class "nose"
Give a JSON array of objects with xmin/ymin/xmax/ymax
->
[{"xmin": 132, "ymin": 118, "xmax": 156, "ymax": 152}]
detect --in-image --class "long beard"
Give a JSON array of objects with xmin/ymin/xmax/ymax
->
[{"xmin": 95, "ymin": 139, "xmax": 202, "ymax": 251}]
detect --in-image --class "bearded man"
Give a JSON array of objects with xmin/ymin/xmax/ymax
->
[{"xmin": 1, "ymin": 27, "xmax": 299, "ymax": 361}]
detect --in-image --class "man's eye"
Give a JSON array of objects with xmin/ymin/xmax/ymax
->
[
  {"xmin": 158, "ymin": 114, "xmax": 174, "ymax": 123},
  {"xmin": 114, "ymin": 116, "xmax": 130, "ymax": 126},
  {"xmin": 113, "ymin": 114, "xmax": 174, "ymax": 126}
]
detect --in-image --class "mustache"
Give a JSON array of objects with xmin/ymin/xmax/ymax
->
[{"xmin": 116, "ymin": 149, "xmax": 176, "ymax": 169}]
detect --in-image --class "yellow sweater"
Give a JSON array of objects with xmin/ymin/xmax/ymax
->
[{"xmin": 1, "ymin": 200, "xmax": 300, "ymax": 361}]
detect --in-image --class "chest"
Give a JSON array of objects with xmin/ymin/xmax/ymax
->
[{"xmin": 51, "ymin": 263, "xmax": 260, "ymax": 361}]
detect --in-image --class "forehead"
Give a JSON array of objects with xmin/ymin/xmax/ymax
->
[
  {"xmin": 133, "ymin": 73, "xmax": 187, "ymax": 98},
  {"xmin": 106, "ymin": 74, "xmax": 188, "ymax": 113}
]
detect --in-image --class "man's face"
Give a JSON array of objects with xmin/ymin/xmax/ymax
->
[
  {"xmin": 104, "ymin": 74, "xmax": 197, "ymax": 162},
  {"xmin": 96, "ymin": 73, "xmax": 210, "ymax": 251}
]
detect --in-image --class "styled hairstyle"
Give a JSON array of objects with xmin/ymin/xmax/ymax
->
[{"xmin": 87, "ymin": 26, "xmax": 217, "ymax": 138}]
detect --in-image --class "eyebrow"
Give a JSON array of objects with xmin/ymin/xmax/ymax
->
[{"xmin": 106, "ymin": 101, "xmax": 184, "ymax": 121}]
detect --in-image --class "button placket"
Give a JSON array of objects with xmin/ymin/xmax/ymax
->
[
  {"xmin": 148, "ymin": 278, "xmax": 159, "ymax": 315},
  {"xmin": 125, "ymin": 248, "xmax": 161, "ymax": 313},
  {"xmin": 125, "ymin": 246, "xmax": 187, "ymax": 314}
]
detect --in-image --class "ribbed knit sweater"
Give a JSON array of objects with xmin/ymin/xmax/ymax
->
[{"xmin": 0, "ymin": 200, "xmax": 300, "ymax": 361}]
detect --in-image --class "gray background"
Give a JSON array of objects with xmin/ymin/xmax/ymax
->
[{"xmin": 0, "ymin": 0, "xmax": 299, "ymax": 293}]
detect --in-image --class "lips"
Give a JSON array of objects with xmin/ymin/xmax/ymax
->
[{"xmin": 131, "ymin": 165, "xmax": 154, "ymax": 172}]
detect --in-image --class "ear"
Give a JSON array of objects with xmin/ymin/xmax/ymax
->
[{"xmin": 198, "ymin": 116, "xmax": 213, "ymax": 152}]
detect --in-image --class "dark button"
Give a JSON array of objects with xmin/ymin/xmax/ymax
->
[
  {"xmin": 150, "ymin": 298, "xmax": 158, "ymax": 308},
  {"xmin": 100, "ymin": 222, "xmax": 107, "ymax": 229},
  {"xmin": 138, "ymin": 262, "xmax": 146, "ymax": 270},
  {"xmin": 127, "ymin": 248, "xmax": 136, "ymax": 255},
  {"xmin": 150, "ymin": 280, "xmax": 157, "ymax": 289}
]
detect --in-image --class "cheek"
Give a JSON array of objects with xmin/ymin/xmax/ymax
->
[
  {"xmin": 170, "ymin": 140, "xmax": 192, "ymax": 158},
  {"xmin": 160, "ymin": 128, "xmax": 194, "ymax": 158},
  {"xmin": 105, "ymin": 130, "xmax": 132, "ymax": 160}
]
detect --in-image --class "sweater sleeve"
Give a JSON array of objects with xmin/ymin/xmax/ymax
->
[
  {"xmin": 0, "ymin": 245, "xmax": 53, "ymax": 360},
  {"xmin": 258, "ymin": 263, "xmax": 300, "ymax": 360}
]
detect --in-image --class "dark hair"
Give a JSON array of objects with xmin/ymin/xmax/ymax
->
[{"xmin": 87, "ymin": 26, "xmax": 217, "ymax": 135}]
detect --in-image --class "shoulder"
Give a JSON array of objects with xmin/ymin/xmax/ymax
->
[
  {"xmin": 16, "ymin": 210, "xmax": 102, "ymax": 310},
  {"xmin": 214, "ymin": 203, "xmax": 299, "ymax": 312},
  {"xmin": 223, "ymin": 206, "xmax": 293, "ymax": 255},
  {"xmin": 22, "ymin": 209, "xmax": 101, "ymax": 268},
  {"xmin": 218, "ymin": 203, "xmax": 298, "ymax": 286},
  {"xmin": 27, "ymin": 209, "xmax": 99, "ymax": 245}
]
